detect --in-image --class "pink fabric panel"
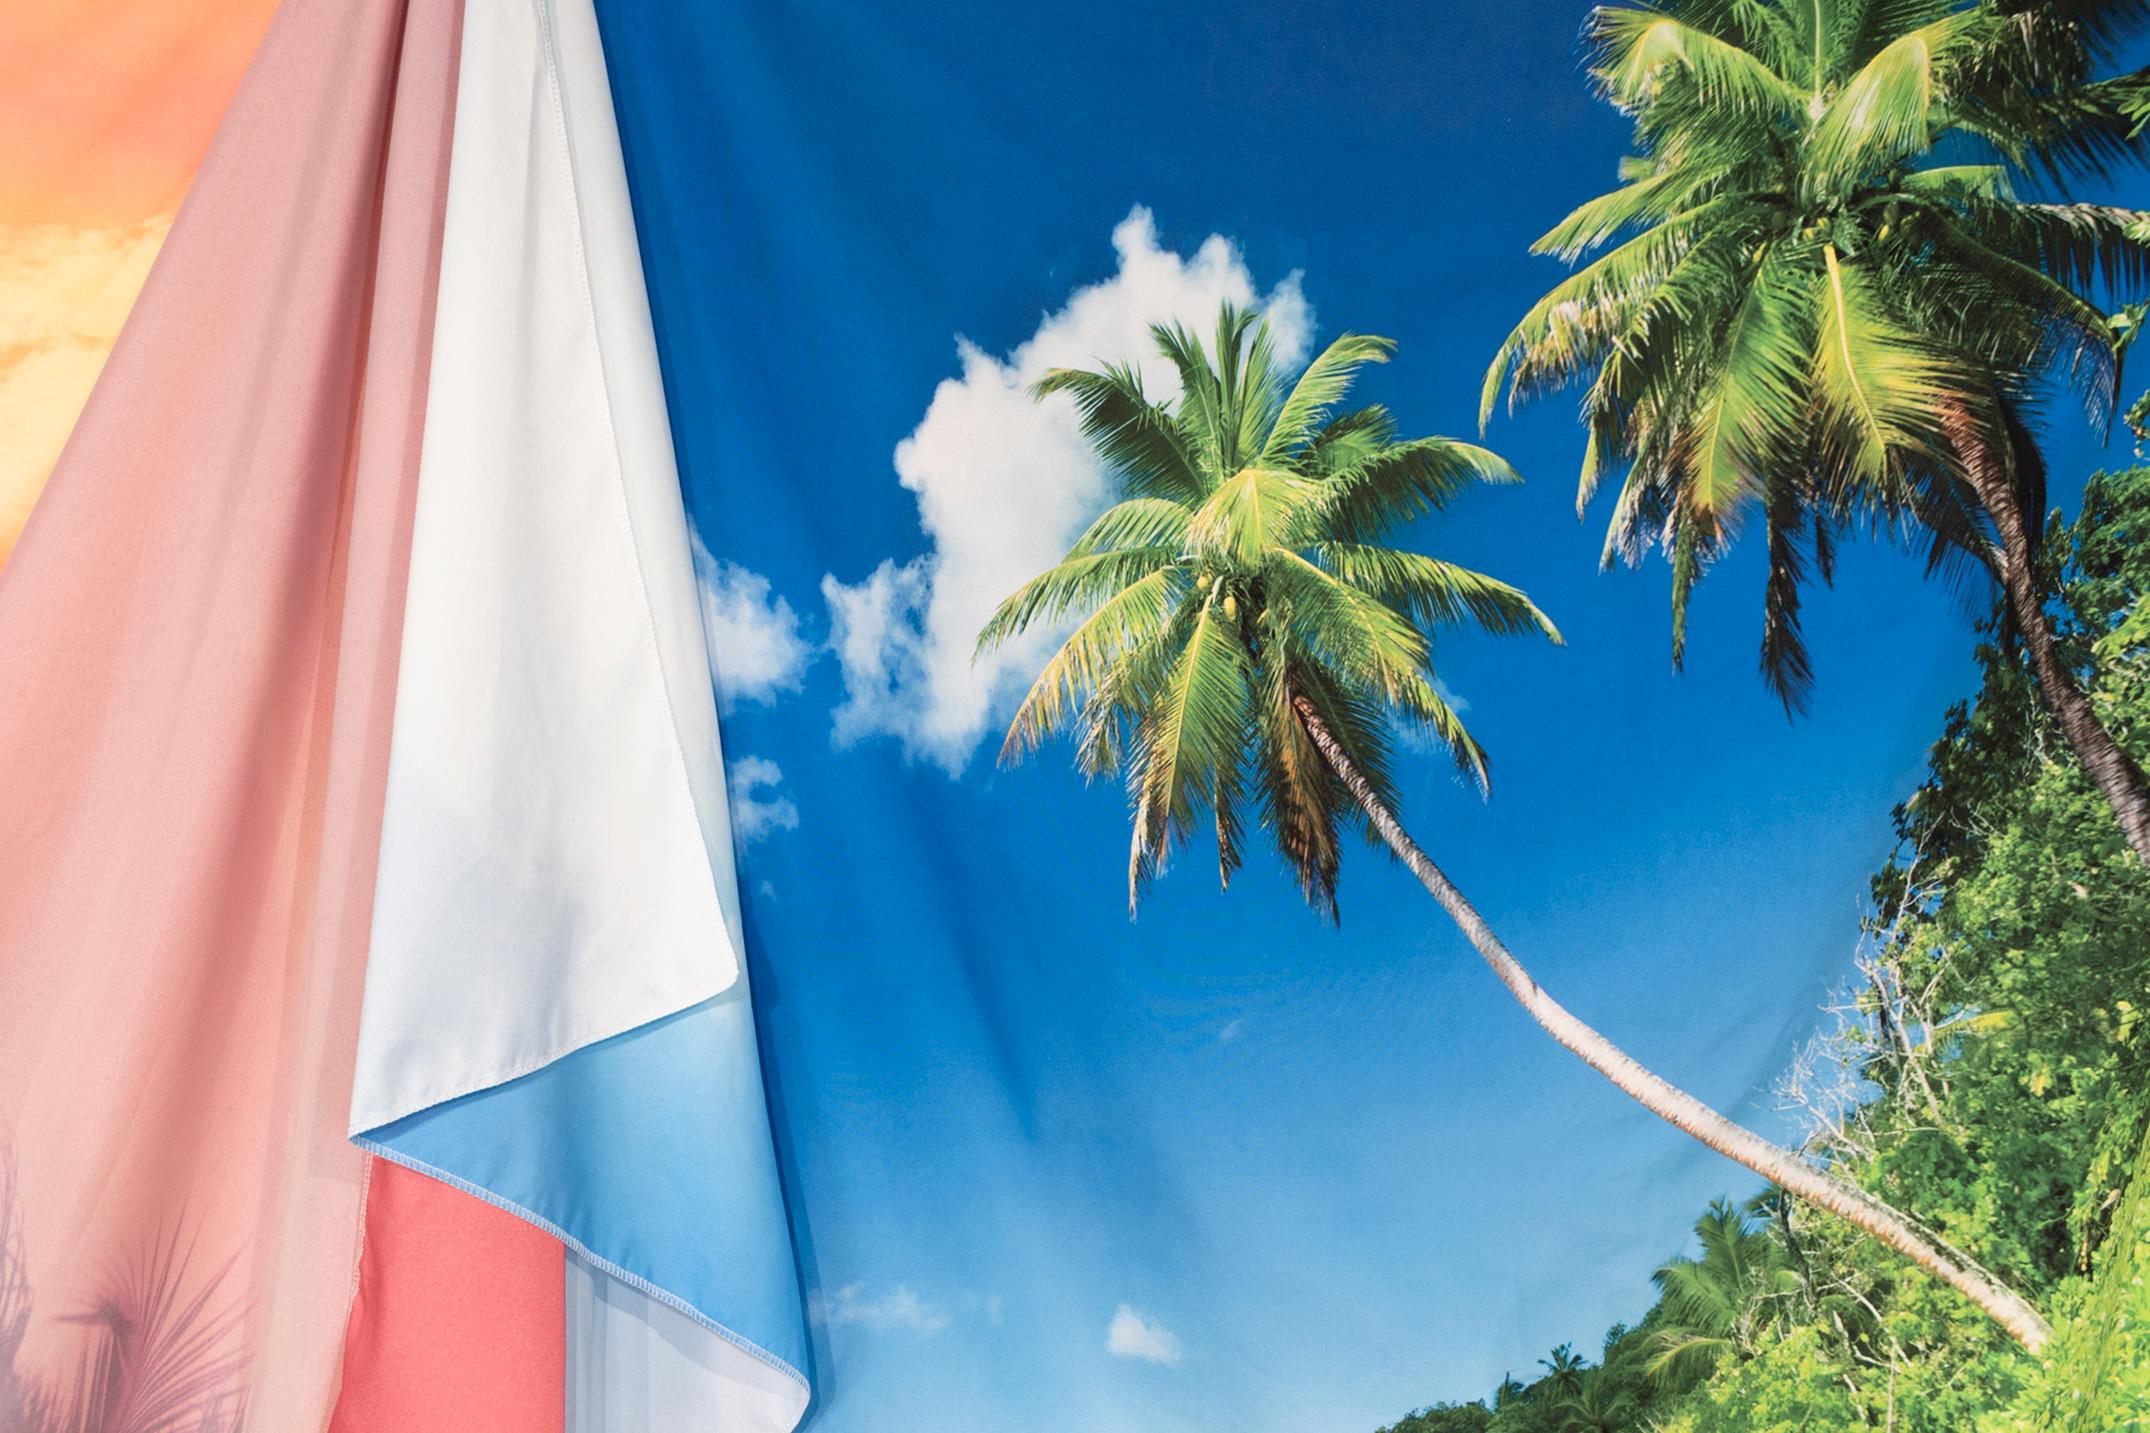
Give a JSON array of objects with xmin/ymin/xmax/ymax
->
[
  {"xmin": 245, "ymin": 0, "xmax": 466, "ymax": 1422},
  {"xmin": 328, "ymin": 1159, "xmax": 568, "ymax": 1433},
  {"xmin": 0, "ymin": 0, "xmax": 459, "ymax": 1425}
]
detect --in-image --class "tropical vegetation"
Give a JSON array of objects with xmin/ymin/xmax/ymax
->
[
  {"xmin": 1374, "ymin": 457, "xmax": 2150, "ymax": 1429},
  {"xmin": 977, "ymin": 301, "xmax": 2052, "ymax": 1347},
  {"xmin": 1484, "ymin": 0, "xmax": 2150, "ymax": 863}
]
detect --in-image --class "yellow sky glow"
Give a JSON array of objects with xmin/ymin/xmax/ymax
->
[{"xmin": 0, "ymin": 0, "xmax": 277, "ymax": 566}]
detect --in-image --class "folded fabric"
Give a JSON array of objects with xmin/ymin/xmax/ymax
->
[
  {"xmin": 0, "ymin": 1, "xmax": 811, "ymax": 1427},
  {"xmin": 347, "ymin": 0, "xmax": 809, "ymax": 1421},
  {"xmin": 0, "ymin": 0, "xmax": 458, "ymax": 1424}
]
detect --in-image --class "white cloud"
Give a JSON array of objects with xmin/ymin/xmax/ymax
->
[
  {"xmin": 1106, "ymin": 1304, "xmax": 1184, "ymax": 1366},
  {"xmin": 727, "ymin": 755, "xmax": 799, "ymax": 843},
  {"xmin": 810, "ymin": 1283, "xmax": 950, "ymax": 1336},
  {"xmin": 822, "ymin": 558, "xmax": 933, "ymax": 750},
  {"xmin": 822, "ymin": 205, "xmax": 1313, "ymax": 771},
  {"xmin": 1217, "ymin": 1017, "xmax": 1247, "ymax": 1046},
  {"xmin": 693, "ymin": 531, "xmax": 812, "ymax": 710}
]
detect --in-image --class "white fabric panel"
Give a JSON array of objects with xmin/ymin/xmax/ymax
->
[
  {"xmin": 351, "ymin": 0, "xmax": 743, "ymax": 1133},
  {"xmin": 567, "ymin": 1253, "xmax": 812, "ymax": 1433}
]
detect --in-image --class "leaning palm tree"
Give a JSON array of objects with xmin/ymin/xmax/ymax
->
[
  {"xmin": 1485, "ymin": 0, "xmax": 2150, "ymax": 862},
  {"xmin": 979, "ymin": 302, "xmax": 2053, "ymax": 1347}
]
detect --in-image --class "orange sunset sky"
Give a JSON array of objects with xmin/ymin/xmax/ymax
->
[{"xmin": 0, "ymin": 0, "xmax": 278, "ymax": 564}]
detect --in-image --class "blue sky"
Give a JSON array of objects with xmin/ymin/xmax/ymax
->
[{"xmin": 592, "ymin": 3, "xmax": 2144, "ymax": 1428}]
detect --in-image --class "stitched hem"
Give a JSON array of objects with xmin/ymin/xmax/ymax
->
[
  {"xmin": 347, "ymin": 1152, "xmax": 376, "ymax": 1311},
  {"xmin": 351, "ymin": 1137, "xmax": 811, "ymax": 1397}
]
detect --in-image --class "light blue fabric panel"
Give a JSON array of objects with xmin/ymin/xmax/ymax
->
[{"xmin": 358, "ymin": 982, "xmax": 810, "ymax": 1389}]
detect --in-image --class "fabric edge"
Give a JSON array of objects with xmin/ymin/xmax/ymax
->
[{"xmin": 348, "ymin": 1135, "xmax": 812, "ymax": 1405}]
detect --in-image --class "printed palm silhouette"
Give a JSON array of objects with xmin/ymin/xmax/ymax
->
[{"xmin": 0, "ymin": 1148, "xmax": 246, "ymax": 1433}]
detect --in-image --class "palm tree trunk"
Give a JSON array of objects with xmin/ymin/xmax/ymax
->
[
  {"xmin": 1289, "ymin": 693, "xmax": 2054, "ymax": 1350},
  {"xmin": 1958, "ymin": 431, "xmax": 2150, "ymax": 866}
]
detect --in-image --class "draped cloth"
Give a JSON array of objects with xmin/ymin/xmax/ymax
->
[
  {"xmin": 0, "ymin": 0, "xmax": 462, "ymax": 1424},
  {"xmin": 347, "ymin": 0, "xmax": 809, "ymax": 1421},
  {"xmin": 0, "ymin": 0, "xmax": 808, "ymax": 1427}
]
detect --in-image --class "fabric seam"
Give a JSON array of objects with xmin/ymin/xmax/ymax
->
[{"xmin": 345, "ymin": 1151, "xmax": 376, "ymax": 1312}]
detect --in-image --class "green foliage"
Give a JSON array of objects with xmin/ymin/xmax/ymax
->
[
  {"xmin": 1642, "ymin": 1200, "xmax": 1801, "ymax": 1386},
  {"xmin": 1487, "ymin": 0, "xmax": 2150, "ymax": 706},
  {"xmin": 979, "ymin": 303, "xmax": 1558, "ymax": 916},
  {"xmin": 1374, "ymin": 463, "xmax": 2150, "ymax": 1427},
  {"xmin": 1376, "ymin": 1402, "xmax": 1494, "ymax": 1433},
  {"xmin": 2003, "ymin": 1121, "xmax": 2150, "ymax": 1428}
]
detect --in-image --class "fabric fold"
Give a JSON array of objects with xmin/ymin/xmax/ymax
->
[
  {"xmin": 349, "ymin": 0, "xmax": 742, "ymax": 1137},
  {"xmin": 0, "ymin": 0, "xmax": 464, "ymax": 1425},
  {"xmin": 348, "ymin": 0, "xmax": 810, "ymax": 1421}
]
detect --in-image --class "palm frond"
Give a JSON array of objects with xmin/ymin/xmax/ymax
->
[
  {"xmin": 1589, "ymin": 7, "xmax": 1804, "ymax": 116},
  {"xmin": 1896, "ymin": 163, "xmax": 2013, "ymax": 202},
  {"xmin": 1300, "ymin": 406, "xmax": 1400, "ymax": 477},
  {"xmin": 1065, "ymin": 497, "xmax": 1196, "ymax": 557},
  {"xmin": 1310, "ymin": 544, "xmax": 1563, "ymax": 642},
  {"xmin": 1670, "ymin": 239, "xmax": 1817, "ymax": 534},
  {"xmin": 1811, "ymin": 243, "xmax": 1965, "ymax": 487},
  {"xmin": 1126, "ymin": 596, "xmax": 1253, "ymax": 907},
  {"xmin": 1210, "ymin": 302, "xmax": 1266, "ymax": 474},
  {"xmin": 1031, "ymin": 365, "xmax": 1209, "ymax": 504},
  {"xmin": 1947, "ymin": 199, "xmax": 2150, "ymax": 303},
  {"xmin": 1230, "ymin": 310, "xmax": 1289, "ymax": 470},
  {"xmin": 1806, "ymin": 13, "xmax": 1976, "ymax": 190},
  {"xmin": 1301, "ymin": 439, "xmax": 1520, "ymax": 544},
  {"xmin": 1265, "ymin": 549, "xmax": 1434, "ymax": 695},
  {"xmin": 999, "ymin": 567, "xmax": 1188, "ymax": 762},
  {"xmin": 1252, "ymin": 652, "xmax": 1347, "ymax": 917},
  {"xmin": 1259, "ymin": 333, "xmax": 1396, "ymax": 465},
  {"xmin": 1759, "ymin": 474, "xmax": 1820, "ymax": 712},
  {"xmin": 976, "ymin": 547, "xmax": 1178, "ymax": 655},
  {"xmin": 1917, "ymin": 217, "xmax": 2124, "ymax": 426},
  {"xmin": 1188, "ymin": 467, "xmax": 1303, "ymax": 572},
  {"xmin": 1150, "ymin": 320, "xmax": 1228, "ymax": 483},
  {"xmin": 1390, "ymin": 668, "xmax": 1491, "ymax": 790},
  {"xmin": 1533, "ymin": 165, "xmax": 1713, "ymax": 262},
  {"xmin": 1483, "ymin": 204, "xmax": 1726, "ymax": 425}
]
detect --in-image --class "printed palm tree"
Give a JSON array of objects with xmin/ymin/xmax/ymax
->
[
  {"xmin": 1643, "ymin": 1198, "xmax": 1803, "ymax": 1387},
  {"xmin": 1484, "ymin": 0, "xmax": 2150, "ymax": 863},
  {"xmin": 1554, "ymin": 1372, "xmax": 1635, "ymax": 1433},
  {"xmin": 1537, "ymin": 1342, "xmax": 1587, "ymax": 1400},
  {"xmin": 979, "ymin": 302, "xmax": 2053, "ymax": 1347}
]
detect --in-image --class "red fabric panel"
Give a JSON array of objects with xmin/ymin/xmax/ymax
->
[{"xmin": 330, "ymin": 1157, "xmax": 567, "ymax": 1432}]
